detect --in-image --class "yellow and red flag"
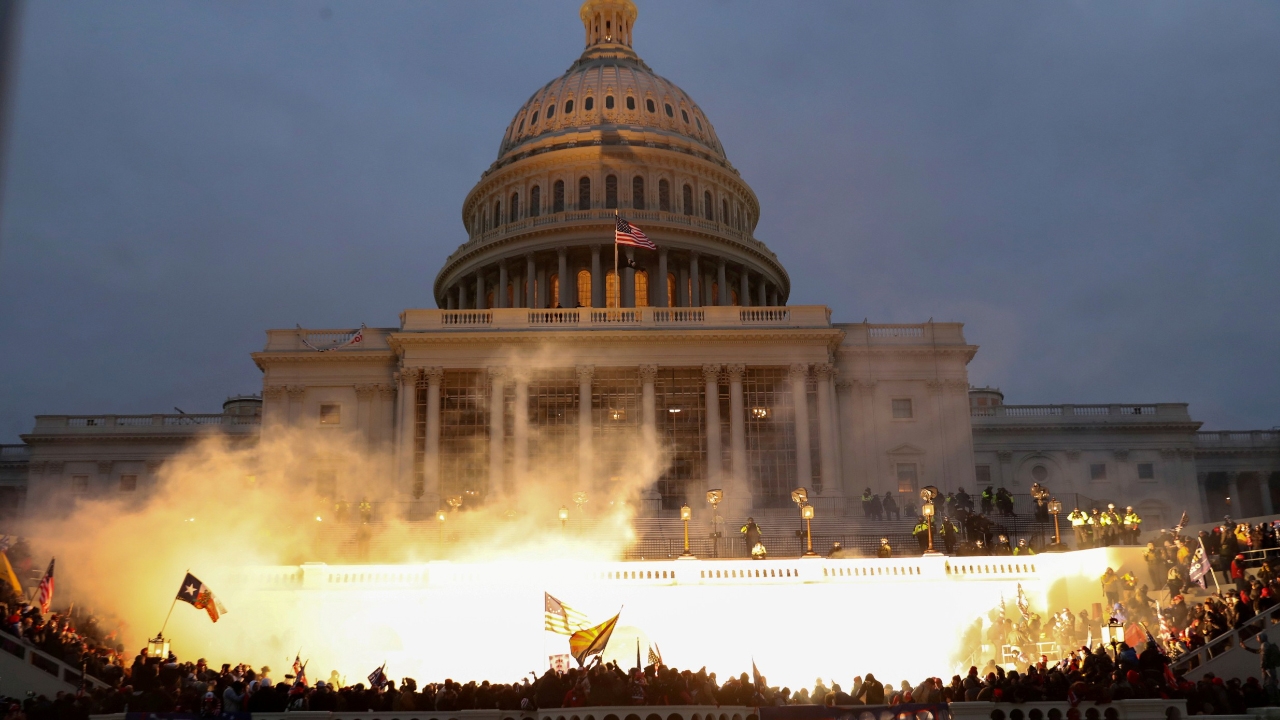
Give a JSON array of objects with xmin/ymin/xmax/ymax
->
[{"xmin": 568, "ymin": 612, "xmax": 619, "ymax": 667}]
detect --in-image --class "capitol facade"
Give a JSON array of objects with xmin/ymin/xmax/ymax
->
[{"xmin": 3, "ymin": 1, "xmax": 1276, "ymax": 536}]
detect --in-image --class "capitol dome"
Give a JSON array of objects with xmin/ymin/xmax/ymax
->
[{"xmin": 435, "ymin": 0, "xmax": 790, "ymax": 311}]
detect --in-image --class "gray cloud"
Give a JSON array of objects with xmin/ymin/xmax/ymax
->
[{"xmin": 1, "ymin": 0, "xmax": 1277, "ymax": 441}]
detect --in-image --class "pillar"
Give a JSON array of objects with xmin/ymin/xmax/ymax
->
[
  {"xmin": 457, "ymin": 283, "xmax": 467, "ymax": 310},
  {"xmin": 488, "ymin": 368, "xmax": 507, "ymax": 496},
  {"xmin": 525, "ymin": 253, "xmax": 536, "ymax": 309},
  {"xmin": 717, "ymin": 258, "xmax": 728, "ymax": 306},
  {"xmin": 513, "ymin": 374, "xmax": 529, "ymax": 486},
  {"xmin": 1228, "ymin": 471, "xmax": 1242, "ymax": 517},
  {"xmin": 577, "ymin": 365, "xmax": 594, "ymax": 486},
  {"xmin": 703, "ymin": 364, "xmax": 722, "ymax": 488},
  {"xmin": 536, "ymin": 264, "xmax": 548, "ymax": 309},
  {"xmin": 557, "ymin": 247, "xmax": 570, "ymax": 309},
  {"xmin": 657, "ymin": 248, "xmax": 669, "ymax": 307},
  {"xmin": 1197, "ymin": 472, "xmax": 1211, "ymax": 523},
  {"xmin": 475, "ymin": 269, "xmax": 485, "ymax": 310},
  {"xmin": 446, "ymin": 293, "xmax": 456, "ymax": 310},
  {"xmin": 640, "ymin": 364, "xmax": 657, "ymax": 448},
  {"xmin": 815, "ymin": 363, "xmax": 838, "ymax": 496},
  {"xmin": 790, "ymin": 363, "xmax": 813, "ymax": 487},
  {"xmin": 769, "ymin": 288, "xmax": 779, "ymax": 307},
  {"xmin": 739, "ymin": 268, "xmax": 750, "ymax": 307},
  {"xmin": 757, "ymin": 279, "xmax": 767, "ymax": 307},
  {"xmin": 689, "ymin": 253, "xmax": 701, "ymax": 307},
  {"xmin": 397, "ymin": 368, "xmax": 420, "ymax": 494},
  {"xmin": 591, "ymin": 245, "xmax": 603, "ymax": 308},
  {"xmin": 623, "ymin": 247, "xmax": 636, "ymax": 308},
  {"xmin": 726, "ymin": 364, "xmax": 748, "ymax": 505},
  {"xmin": 1260, "ymin": 472, "xmax": 1275, "ymax": 516},
  {"xmin": 677, "ymin": 263, "xmax": 688, "ymax": 307},
  {"xmin": 424, "ymin": 367, "xmax": 443, "ymax": 505},
  {"xmin": 497, "ymin": 261, "xmax": 508, "ymax": 309}
]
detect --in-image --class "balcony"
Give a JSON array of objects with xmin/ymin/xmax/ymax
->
[
  {"xmin": 1195, "ymin": 430, "xmax": 1280, "ymax": 449},
  {"xmin": 971, "ymin": 403, "xmax": 1194, "ymax": 424},
  {"xmin": 397, "ymin": 305, "xmax": 830, "ymax": 332}
]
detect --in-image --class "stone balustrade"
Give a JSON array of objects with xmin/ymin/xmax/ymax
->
[
  {"xmin": 30, "ymin": 414, "xmax": 260, "ymax": 432},
  {"xmin": 971, "ymin": 404, "xmax": 1191, "ymax": 421}
]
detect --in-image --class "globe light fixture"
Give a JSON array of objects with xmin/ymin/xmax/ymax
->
[{"xmin": 801, "ymin": 503, "xmax": 817, "ymax": 557}]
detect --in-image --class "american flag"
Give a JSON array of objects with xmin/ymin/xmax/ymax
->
[
  {"xmin": 36, "ymin": 558, "xmax": 54, "ymax": 614},
  {"xmin": 615, "ymin": 215, "xmax": 655, "ymax": 250},
  {"xmin": 544, "ymin": 592, "xmax": 590, "ymax": 635},
  {"xmin": 647, "ymin": 642, "xmax": 662, "ymax": 666}
]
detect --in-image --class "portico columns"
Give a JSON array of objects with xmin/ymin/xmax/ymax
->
[
  {"xmin": 790, "ymin": 363, "xmax": 813, "ymax": 487},
  {"xmin": 717, "ymin": 258, "xmax": 728, "ymax": 306},
  {"xmin": 640, "ymin": 365, "xmax": 657, "ymax": 448},
  {"xmin": 1260, "ymin": 473, "xmax": 1274, "ymax": 516},
  {"xmin": 488, "ymin": 368, "xmax": 507, "ymax": 495},
  {"xmin": 656, "ymin": 249, "xmax": 669, "ymax": 307},
  {"xmin": 757, "ymin": 280, "xmax": 767, "ymax": 307},
  {"xmin": 815, "ymin": 363, "xmax": 838, "ymax": 495},
  {"xmin": 591, "ymin": 245, "xmax": 603, "ymax": 308},
  {"xmin": 726, "ymin": 364, "xmax": 748, "ymax": 506},
  {"xmin": 1228, "ymin": 471, "xmax": 1242, "ymax": 517},
  {"xmin": 397, "ymin": 368, "xmax": 421, "ymax": 495},
  {"xmin": 457, "ymin": 284, "xmax": 466, "ymax": 310},
  {"xmin": 577, "ymin": 365, "xmax": 594, "ymax": 486},
  {"xmin": 557, "ymin": 247, "xmax": 570, "ymax": 309},
  {"xmin": 497, "ymin": 261, "xmax": 508, "ymax": 308},
  {"xmin": 739, "ymin": 269, "xmax": 750, "ymax": 307},
  {"xmin": 513, "ymin": 373, "xmax": 529, "ymax": 485},
  {"xmin": 703, "ymin": 364, "xmax": 723, "ymax": 488},
  {"xmin": 424, "ymin": 367, "xmax": 443, "ymax": 506},
  {"xmin": 689, "ymin": 253, "xmax": 701, "ymax": 308},
  {"xmin": 475, "ymin": 269, "xmax": 486, "ymax": 310},
  {"xmin": 525, "ymin": 253, "xmax": 536, "ymax": 309}
]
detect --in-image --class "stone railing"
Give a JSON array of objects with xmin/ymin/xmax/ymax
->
[
  {"xmin": 1195, "ymin": 430, "xmax": 1280, "ymax": 448},
  {"xmin": 949, "ymin": 700, "xmax": 1188, "ymax": 720},
  {"xmin": 31, "ymin": 414, "xmax": 261, "ymax": 432},
  {"xmin": 398, "ymin": 306, "xmax": 828, "ymax": 332},
  {"xmin": 0, "ymin": 444, "xmax": 29, "ymax": 459},
  {"xmin": 839, "ymin": 323, "xmax": 967, "ymax": 346},
  {"xmin": 972, "ymin": 404, "xmax": 1188, "ymax": 420},
  {"xmin": 93, "ymin": 708, "xmax": 759, "ymax": 720}
]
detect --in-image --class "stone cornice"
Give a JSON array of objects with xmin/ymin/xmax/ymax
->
[
  {"xmin": 252, "ymin": 350, "xmax": 396, "ymax": 371},
  {"xmin": 20, "ymin": 432, "xmax": 259, "ymax": 446},
  {"xmin": 838, "ymin": 345, "xmax": 979, "ymax": 361}
]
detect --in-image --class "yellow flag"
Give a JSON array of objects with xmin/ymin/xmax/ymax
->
[
  {"xmin": 568, "ymin": 612, "xmax": 619, "ymax": 667},
  {"xmin": 0, "ymin": 552, "xmax": 22, "ymax": 597}
]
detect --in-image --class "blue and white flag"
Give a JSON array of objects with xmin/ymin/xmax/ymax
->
[{"xmin": 1188, "ymin": 547, "xmax": 1210, "ymax": 588}]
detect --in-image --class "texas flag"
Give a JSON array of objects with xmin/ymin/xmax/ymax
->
[{"xmin": 177, "ymin": 573, "xmax": 228, "ymax": 622}]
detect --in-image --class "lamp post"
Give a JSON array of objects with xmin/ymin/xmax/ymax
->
[
  {"xmin": 791, "ymin": 487, "xmax": 809, "ymax": 543},
  {"xmin": 920, "ymin": 485, "xmax": 943, "ymax": 556},
  {"xmin": 801, "ymin": 503, "xmax": 817, "ymax": 557},
  {"xmin": 559, "ymin": 505, "xmax": 569, "ymax": 531},
  {"xmin": 1047, "ymin": 498, "xmax": 1065, "ymax": 551},
  {"xmin": 679, "ymin": 504, "xmax": 694, "ymax": 558},
  {"xmin": 147, "ymin": 634, "xmax": 170, "ymax": 660},
  {"xmin": 706, "ymin": 489, "xmax": 723, "ymax": 558}
]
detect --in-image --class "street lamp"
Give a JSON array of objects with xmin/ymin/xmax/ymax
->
[
  {"xmin": 1047, "ymin": 497, "xmax": 1065, "ymax": 550},
  {"xmin": 801, "ymin": 503, "xmax": 817, "ymax": 557},
  {"xmin": 920, "ymin": 486, "xmax": 943, "ymax": 556},
  {"xmin": 706, "ymin": 489, "xmax": 723, "ymax": 558},
  {"xmin": 791, "ymin": 487, "xmax": 809, "ymax": 543},
  {"xmin": 147, "ymin": 633, "xmax": 170, "ymax": 660},
  {"xmin": 679, "ymin": 504, "xmax": 694, "ymax": 558},
  {"xmin": 559, "ymin": 505, "xmax": 569, "ymax": 531}
]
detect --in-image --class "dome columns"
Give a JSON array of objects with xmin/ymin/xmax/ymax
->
[{"xmin": 580, "ymin": 0, "xmax": 637, "ymax": 49}]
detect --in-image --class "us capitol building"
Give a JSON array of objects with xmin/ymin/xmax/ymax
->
[{"xmin": 2, "ymin": 0, "xmax": 1276, "ymax": 536}]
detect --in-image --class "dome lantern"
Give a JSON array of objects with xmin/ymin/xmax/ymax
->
[{"xmin": 580, "ymin": 0, "xmax": 637, "ymax": 49}]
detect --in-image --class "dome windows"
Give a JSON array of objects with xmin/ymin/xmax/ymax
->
[
  {"xmin": 530, "ymin": 185, "xmax": 541, "ymax": 217},
  {"xmin": 645, "ymin": 98, "xmax": 655, "ymax": 113},
  {"xmin": 632, "ymin": 176, "xmax": 645, "ymax": 210},
  {"xmin": 605, "ymin": 95, "xmax": 614, "ymax": 110},
  {"xmin": 547, "ymin": 103, "xmax": 556, "ymax": 119},
  {"xmin": 682, "ymin": 184, "xmax": 693, "ymax": 216},
  {"xmin": 584, "ymin": 96, "xmax": 594, "ymax": 111},
  {"xmin": 531, "ymin": 110, "xmax": 539, "ymax": 125},
  {"xmin": 627, "ymin": 96, "xmax": 636, "ymax": 111},
  {"xmin": 578, "ymin": 177, "xmax": 591, "ymax": 210},
  {"xmin": 493, "ymin": 200, "xmax": 502, "ymax": 228},
  {"xmin": 695, "ymin": 116, "xmax": 703, "ymax": 131},
  {"xmin": 605, "ymin": 174, "xmax": 618, "ymax": 209},
  {"xmin": 553, "ymin": 180, "xmax": 565, "ymax": 213},
  {"xmin": 658, "ymin": 179, "xmax": 670, "ymax": 211},
  {"xmin": 564, "ymin": 99, "xmax": 574, "ymax": 114},
  {"xmin": 510, "ymin": 192, "xmax": 520, "ymax": 223},
  {"xmin": 681, "ymin": 109, "xmax": 689, "ymax": 124},
  {"xmin": 664, "ymin": 103, "xmax": 674, "ymax": 118},
  {"xmin": 517, "ymin": 118, "xmax": 525, "ymax": 133},
  {"xmin": 703, "ymin": 191, "xmax": 713, "ymax": 221}
]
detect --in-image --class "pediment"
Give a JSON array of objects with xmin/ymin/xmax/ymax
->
[{"xmin": 886, "ymin": 443, "xmax": 925, "ymax": 456}]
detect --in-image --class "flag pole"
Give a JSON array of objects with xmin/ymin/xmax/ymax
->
[
  {"xmin": 613, "ymin": 210, "xmax": 619, "ymax": 309},
  {"xmin": 1198, "ymin": 536, "xmax": 1222, "ymax": 593},
  {"xmin": 158, "ymin": 568, "xmax": 189, "ymax": 636}
]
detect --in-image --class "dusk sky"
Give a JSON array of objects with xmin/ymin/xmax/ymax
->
[{"xmin": 1, "ymin": 0, "xmax": 1277, "ymax": 442}]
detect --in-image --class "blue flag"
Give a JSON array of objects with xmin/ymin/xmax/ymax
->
[{"xmin": 1188, "ymin": 547, "xmax": 1210, "ymax": 588}]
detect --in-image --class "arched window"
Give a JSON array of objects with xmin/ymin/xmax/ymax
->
[
  {"xmin": 546, "ymin": 103, "xmax": 556, "ymax": 119},
  {"xmin": 721, "ymin": 199, "xmax": 729, "ymax": 224},
  {"xmin": 510, "ymin": 192, "xmax": 520, "ymax": 223},
  {"xmin": 658, "ymin": 179, "xmax": 670, "ymax": 211},
  {"xmin": 664, "ymin": 103, "xmax": 674, "ymax": 118},
  {"xmin": 605, "ymin": 270, "xmax": 619, "ymax": 308},
  {"xmin": 605, "ymin": 95, "xmax": 614, "ymax": 110},
  {"xmin": 517, "ymin": 118, "xmax": 524, "ymax": 133},
  {"xmin": 695, "ymin": 116, "xmax": 702, "ymax": 131},
  {"xmin": 578, "ymin": 177, "xmax": 591, "ymax": 210},
  {"xmin": 605, "ymin": 174, "xmax": 617, "ymax": 209},
  {"xmin": 493, "ymin": 200, "xmax": 501, "ymax": 228},
  {"xmin": 645, "ymin": 98, "xmax": 656, "ymax": 113},
  {"xmin": 564, "ymin": 99, "xmax": 574, "ymax": 114},
  {"xmin": 635, "ymin": 270, "xmax": 649, "ymax": 307},
  {"xmin": 681, "ymin": 109, "xmax": 689, "ymax": 124},
  {"xmin": 632, "ymin": 176, "xmax": 645, "ymax": 210},
  {"xmin": 626, "ymin": 96, "xmax": 636, "ymax": 111},
  {"xmin": 531, "ymin": 110, "xmax": 539, "ymax": 125},
  {"xmin": 550, "ymin": 273, "xmax": 560, "ymax": 308},
  {"xmin": 530, "ymin": 185, "xmax": 541, "ymax": 217},
  {"xmin": 584, "ymin": 96, "xmax": 593, "ymax": 111},
  {"xmin": 553, "ymin": 180, "xmax": 565, "ymax": 213},
  {"xmin": 703, "ymin": 191, "xmax": 713, "ymax": 220},
  {"xmin": 682, "ymin": 184, "xmax": 693, "ymax": 215},
  {"xmin": 574, "ymin": 269, "xmax": 590, "ymax": 307},
  {"xmin": 667, "ymin": 273, "xmax": 676, "ymax": 307}
]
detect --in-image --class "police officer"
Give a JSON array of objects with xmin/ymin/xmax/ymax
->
[
  {"xmin": 740, "ymin": 517, "xmax": 762, "ymax": 557},
  {"xmin": 1089, "ymin": 508, "xmax": 1103, "ymax": 547},
  {"xmin": 877, "ymin": 537, "xmax": 893, "ymax": 558},
  {"xmin": 913, "ymin": 516, "xmax": 931, "ymax": 552},
  {"xmin": 981, "ymin": 486, "xmax": 995, "ymax": 515},
  {"xmin": 861, "ymin": 488, "xmax": 874, "ymax": 519},
  {"xmin": 1101, "ymin": 503, "xmax": 1121, "ymax": 546},
  {"xmin": 1014, "ymin": 538, "xmax": 1036, "ymax": 556},
  {"xmin": 1122, "ymin": 506, "xmax": 1142, "ymax": 545},
  {"xmin": 941, "ymin": 515, "xmax": 959, "ymax": 555},
  {"xmin": 1068, "ymin": 507, "xmax": 1089, "ymax": 548}
]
